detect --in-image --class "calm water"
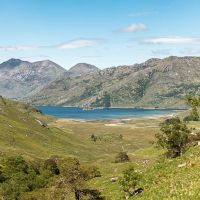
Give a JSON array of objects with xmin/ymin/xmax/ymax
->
[{"xmin": 38, "ymin": 106, "xmax": 181, "ymax": 121}]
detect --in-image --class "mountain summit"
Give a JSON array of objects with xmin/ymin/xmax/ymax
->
[
  {"xmin": 29, "ymin": 56, "xmax": 200, "ymax": 108},
  {"xmin": 68, "ymin": 63, "xmax": 99, "ymax": 77},
  {"xmin": 0, "ymin": 59, "xmax": 66, "ymax": 99},
  {"xmin": 1, "ymin": 56, "xmax": 200, "ymax": 108},
  {"xmin": 0, "ymin": 58, "xmax": 29, "ymax": 69}
]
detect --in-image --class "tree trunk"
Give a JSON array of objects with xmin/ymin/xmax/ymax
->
[{"xmin": 75, "ymin": 189, "xmax": 80, "ymax": 200}]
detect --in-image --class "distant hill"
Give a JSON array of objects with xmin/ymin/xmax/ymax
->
[
  {"xmin": 0, "ymin": 59, "xmax": 66, "ymax": 99},
  {"xmin": 67, "ymin": 63, "xmax": 99, "ymax": 77},
  {"xmin": 0, "ymin": 59, "xmax": 100, "ymax": 100},
  {"xmin": 29, "ymin": 56, "xmax": 200, "ymax": 108},
  {"xmin": 1, "ymin": 56, "xmax": 200, "ymax": 108}
]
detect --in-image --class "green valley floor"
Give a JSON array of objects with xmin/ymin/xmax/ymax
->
[{"xmin": 1, "ymin": 97, "xmax": 200, "ymax": 199}]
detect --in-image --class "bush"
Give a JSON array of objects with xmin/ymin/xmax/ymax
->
[
  {"xmin": 44, "ymin": 158, "xmax": 60, "ymax": 175},
  {"xmin": 0, "ymin": 156, "xmax": 54, "ymax": 200},
  {"xmin": 185, "ymin": 95, "xmax": 200, "ymax": 119},
  {"xmin": 119, "ymin": 166, "xmax": 142, "ymax": 198},
  {"xmin": 80, "ymin": 189, "xmax": 105, "ymax": 200},
  {"xmin": 56, "ymin": 157, "xmax": 103, "ymax": 200},
  {"xmin": 91, "ymin": 134, "xmax": 98, "ymax": 142},
  {"xmin": 115, "ymin": 152, "xmax": 130, "ymax": 163},
  {"xmin": 83, "ymin": 165, "xmax": 101, "ymax": 180},
  {"xmin": 183, "ymin": 115, "xmax": 199, "ymax": 122},
  {"xmin": 155, "ymin": 117, "xmax": 191, "ymax": 158}
]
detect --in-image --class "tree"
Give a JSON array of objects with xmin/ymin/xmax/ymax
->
[
  {"xmin": 56, "ymin": 157, "xmax": 104, "ymax": 200},
  {"xmin": 155, "ymin": 117, "xmax": 191, "ymax": 158},
  {"xmin": 44, "ymin": 158, "xmax": 60, "ymax": 175},
  {"xmin": 115, "ymin": 152, "xmax": 130, "ymax": 163},
  {"xmin": 82, "ymin": 165, "xmax": 101, "ymax": 180},
  {"xmin": 119, "ymin": 166, "xmax": 142, "ymax": 199},
  {"xmin": 0, "ymin": 156, "xmax": 52, "ymax": 200},
  {"xmin": 58, "ymin": 158, "xmax": 84, "ymax": 200},
  {"xmin": 186, "ymin": 95, "xmax": 200, "ymax": 120},
  {"xmin": 90, "ymin": 134, "xmax": 98, "ymax": 142}
]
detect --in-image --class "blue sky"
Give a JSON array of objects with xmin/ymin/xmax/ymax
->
[{"xmin": 0, "ymin": 0, "xmax": 200, "ymax": 69}]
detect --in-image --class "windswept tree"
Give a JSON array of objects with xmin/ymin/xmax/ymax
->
[
  {"xmin": 119, "ymin": 166, "xmax": 142, "ymax": 199},
  {"xmin": 115, "ymin": 151, "xmax": 130, "ymax": 163},
  {"xmin": 155, "ymin": 117, "xmax": 191, "ymax": 158},
  {"xmin": 186, "ymin": 95, "xmax": 200, "ymax": 120},
  {"xmin": 53, "ymin": 157, "xmax": 104, "ymax": 200},
  {"xmin": 57, "ymin": 158, "xmax": 85, "ymax": 200}
]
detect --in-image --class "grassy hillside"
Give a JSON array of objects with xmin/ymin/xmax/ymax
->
[
  {"xmin": 87, "ymin": 145, "xmax": 200, "ymax": 200},
  {"xmin": 2, "ymin": 97, "xmax": 200, "ymax": 200},
  {"xmin": 134, "ymin": 146, "xmax": 200, "ymax": 199},
  {"xmin": 0, "ymin": 96, "xmax": 117, "ymax": 160},
  {"xmin": 0, "ymin": 97, "xmax": 158, "ymax": 161}
]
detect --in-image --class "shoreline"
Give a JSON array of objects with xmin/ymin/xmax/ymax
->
[
  {"xmin": 38, "ymin": 105, "xmax": 187, "ymax": 110},
  {"xmin": 53, "ymin": 113, "xmax": 179, "ymax": 123}
]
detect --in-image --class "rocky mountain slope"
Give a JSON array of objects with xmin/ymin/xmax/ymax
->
[
  {"xmin": 0, "ymin": 58, "xmax": 66, "ymax": 99},
  {"xmin": 28, "ymin": 56, "xmax": 200, "ymax": 108},
  {"xmin": 0, "ymin": 59, "xmax": 101, "ymax": 100},
  {"xmin": 67, "ymin": 63, "xmax": 99, "ymax": 77}
]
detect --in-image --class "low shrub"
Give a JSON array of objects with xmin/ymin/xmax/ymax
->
[{"xmin": 115, "ymin": 152, "xmax": 130, "ymax": 163}]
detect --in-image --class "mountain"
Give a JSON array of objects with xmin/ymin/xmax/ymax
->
[
  {"xmin": 0, "ymin": 59, "xmax": 67, "ymax": 99},
  {"xmin": 28, "ymin": 56, "xmax": 200, "ymax": 108},
  {"xmin": 2, "ymin": 56, "xmax": 200, "ymax": 108},
  {"xmin": 67, "ymin": 63, "xmax": 99, "ymax": 77}
]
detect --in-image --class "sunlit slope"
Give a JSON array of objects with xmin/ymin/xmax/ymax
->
[
  {"xmin": 86, "ymin": 144, "xmax": 200, "ymax": 200},
  {"xmin": 0, "ymin": 97, "xmax": 157, "ymax": 161},
  {"xmin": 30, "ymin": 56, "xmax": 200, "ymax": 108},
  {"xmin": 0, "ymin": 97, "xmax": 119, "ymax": 160}
]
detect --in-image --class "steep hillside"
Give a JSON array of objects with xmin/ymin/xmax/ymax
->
[
  {"xmin": 0, "ymin": 59, "xmax": 66, "ymax": 99},
  {"xmin": 2, "ymin": 97, "xmax": 200, "ymax": 200},
  {"xmin": 134, "ymin": 145, "xmax": 200, "ymax": 199},
  {"xmin": 87, "ymin": 144, "xmax": 200, "ymax": 200},
  {"xmin": 0, "ymin": 96, "xmax": 105, "ymax": 160},
  {"xmin": 29, "ymin": 56, "xmax": 200, "ymax": 108},
  {"xmin": 0, "ymin": 97, "xmax": 156, "ymax": 161}
]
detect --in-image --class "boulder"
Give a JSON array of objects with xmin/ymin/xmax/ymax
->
[{"xmin": 110, "ymin": 177, "xmax": 118, "ymax": 182}]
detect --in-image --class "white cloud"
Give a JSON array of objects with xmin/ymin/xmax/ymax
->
[
  {"xmin": 140, "ymin": 37, "xmax": 200, "ymax": 45},
  {"xmin": 0, "ymin": 45, "xmax": 36, "ymax": 51},
  {"xmin": 0, "ymin": 38, "xmax": 102, "ymax": 52},
  {"xmin": 116, "ymin": 23, "xmax": 146, "ymax": 33},
  {"xmin": 57, "ymin": 39, "xmax": 100, "ymax": 49}
]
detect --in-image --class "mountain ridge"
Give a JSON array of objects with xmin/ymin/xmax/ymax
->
[
  {"xmin": 68, "ymin": 63, "xmax": 99, "ymax": 77},
  {"xmin": 1, "ymin": 56, "xmax": 200, "ymax": 108},
  {"xmin": 28, "ymin": 56, "xmax": 200, "ymax": 108},
  {"xmin": 0, "ymin": 58, "xmax": 67, "ymax": 99}
]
